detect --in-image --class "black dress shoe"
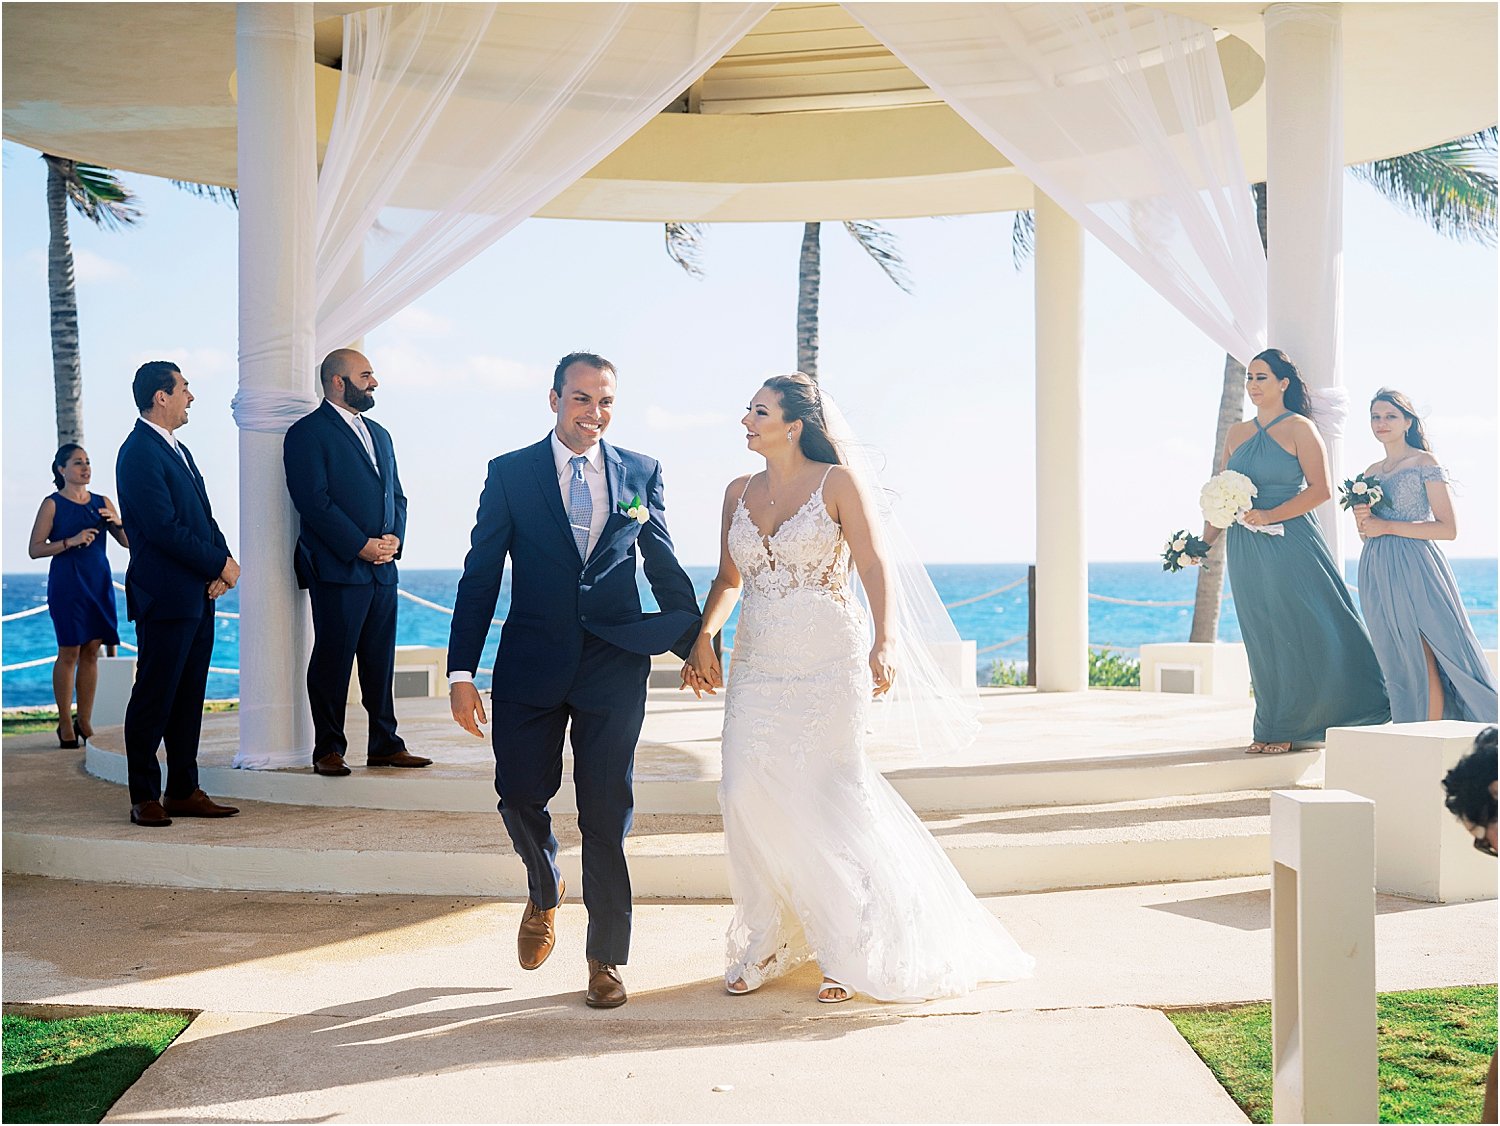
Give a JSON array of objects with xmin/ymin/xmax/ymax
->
[
  {"xmin": 313, "ymin": 752, "xmax": 352, "ymax": 776},
  {"xmin": 130, "ymin": 801, "xmax": 172, "ymax": 827},
  {"xmin": 56, "ymin": 722, "xmax": 80, "ymax": 750}
]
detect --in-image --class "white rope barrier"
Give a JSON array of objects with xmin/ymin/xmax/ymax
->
[
  {"xmin": 0, "ymin": 604, "xmax": 50, "ymax": 623},
  {"xmin": 943, "ymin": 576, "xmax": 1028, "ymax": 610},
  {"xmin": 397, "ymin": 588, "xmax": 503, "ymax": 626},
  {"xmin": 976, "ymin": 634, "xmax": 1028, "ymax": 655}
]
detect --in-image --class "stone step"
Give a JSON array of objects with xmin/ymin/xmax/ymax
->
[
  {"xmin": 5, "ymin": 746, "xmax": 1301, "ymax": 898},
  {"xmin": 82, "ymin": 739, "xmax": 1321, "ymax": 815}
]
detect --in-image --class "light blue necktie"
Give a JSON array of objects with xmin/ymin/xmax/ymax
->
[{"xmin": 567, "ymin": 455, "xmax": 591, "ymax": 559}]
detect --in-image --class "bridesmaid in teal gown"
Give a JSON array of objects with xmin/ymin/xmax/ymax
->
[
  {"xmin": 1353, "ymin": 389, "xmax": 1497, "ymax": 723},
  {"xmin": 1196, "ymin": 349, "xmax": 1390, "ymax": 752}
]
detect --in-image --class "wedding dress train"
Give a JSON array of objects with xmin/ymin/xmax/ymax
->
[{"xmin": 719, "ymin": 476, "xmax": 1034, "ymax": 1000}]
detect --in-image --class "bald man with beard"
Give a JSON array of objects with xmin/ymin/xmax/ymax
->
[{"xmin": 283, "ymin": 349, "xmax": 433, "ymax": 776}]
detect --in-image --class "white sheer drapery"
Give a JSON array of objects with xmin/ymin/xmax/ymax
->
[
  {"xmin": 846, "ymin": 2, "xmax": 1268, "ymax": 363},
  {"xmin": 313, "ymin": 1, "xmax": 773, "ymax": 357}
]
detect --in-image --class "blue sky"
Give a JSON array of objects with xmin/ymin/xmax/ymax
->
[{"xmin": 3, "ymin": 138, "xmax": 1495, "ymax": 571}]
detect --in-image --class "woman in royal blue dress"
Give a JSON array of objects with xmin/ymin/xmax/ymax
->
[
  {"xmin": 26, "ymin": 444, "xmax": 129, "ymax": 748},
  {"xmin": 1196, "ymin": 349, "xmax": 1390, "ymax": 753},
  {"xmin": 1352, "ymin": 390, "xmax": 1497, "ymax": 723}
]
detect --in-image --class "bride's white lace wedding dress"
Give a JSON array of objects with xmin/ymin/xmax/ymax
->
[{"xmin": 720, "ymin": 471, "xmax": 1035, "ymax": 1000}]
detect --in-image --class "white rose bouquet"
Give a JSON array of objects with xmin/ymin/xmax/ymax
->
[
  {"xmin": 1200, "ymin": 469, "xmax": 1284, "ymax": 537},
  {"xmin": 1199, "ymin": 470, "xmax": 1257, "ymax": 529},
  {"xmin": 1338, "ymin": 473, "xmax": 1384, "ymax": 511},
  {"xmin": 1160, "ymin": 530, "xmax": 1210, "ymax": 573}
]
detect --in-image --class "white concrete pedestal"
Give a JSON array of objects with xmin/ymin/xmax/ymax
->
[
  {"xmin": 1325, "ymin": 721, "xmax": 1497, "ymax": 903},
  {"xmin": 92, "ymin": 656, "xmax": 137, "ymax": 730},
  {"xmin": 1139, "ymin": 643, "xmax": 1249, "ymax": 699},
  {"xmin": 1271, "ymin": 789, "xmax": 1377, "ymax": 1123}
]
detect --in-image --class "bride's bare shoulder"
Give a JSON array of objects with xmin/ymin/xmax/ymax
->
[{"xmin": 723, "ymin": 474, "xmax": 754, "ymax": 506}]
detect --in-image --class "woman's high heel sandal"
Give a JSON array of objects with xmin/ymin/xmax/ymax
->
[{"xmin": 56, "ymin": 722, "xmax": 80, "ymax": 750}]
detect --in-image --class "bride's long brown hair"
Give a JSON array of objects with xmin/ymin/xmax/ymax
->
[{"xmin": 762, "ymin": 373, "xmax": 842, "ymax": 466}]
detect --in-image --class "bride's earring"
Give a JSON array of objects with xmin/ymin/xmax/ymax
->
[{"xmin": 786, "ymin": 429, "xmax": 795, "ymax": 442}]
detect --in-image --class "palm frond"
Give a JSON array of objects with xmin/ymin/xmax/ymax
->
[
  {"xmin": 172, "ymin": 180, "xmax": 239, "ymax": 209},
  {"xmin": 48, "ymin": 158, "xmax": 142, "ymax": 231},
  {"xmin": 841, "ymin": 220, "xmax": 913, "ymax": 294},
  {"xmin": 1351, "ymin": 128, "xmax": 1497, "ymax": 247},
  {"xmin": 664, "ymin": 221, "xmax": 708, "ymax": 280},
  {"xmin": 1011, "ymin": 210, "xmax": 1035, "ymax": 270}
]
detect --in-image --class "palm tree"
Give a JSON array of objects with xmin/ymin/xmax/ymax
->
[
  {"xmin": 44, "ymin": 156, "xmax": 141, "ymax": 447},
  {"xmin": 1188, "ymin": 127, "xmax": 1496, "ymax": 642},
  {"xmin": 665, "ymin": 219, "xmax": 913, "ymax": 379},
  {"xmin": 43, "ymin": 155, "xmax": 238, "ymax": 447}
]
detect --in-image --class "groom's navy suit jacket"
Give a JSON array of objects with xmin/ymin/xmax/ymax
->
[
  {"xmin": 448, "ymin": 435, "xmax": 701, "ymax": 706},
  {"xmin": 283, "ymin": 400, "xmax": 407, "ymax": 589}
]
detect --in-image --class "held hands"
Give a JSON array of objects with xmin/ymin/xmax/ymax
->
[
  {"xmin": 680, "ymin": 636, "xmax": 722, "ymax": 698},
  {"xmin": 1351, "ymin": 503, "xmax": 1387, "ymax": 540},
  {"xmin": 869, "ymin": 639, "xmax": 896, "ymax": 698},
  {"xmin": 359, "ymin": 536, "xmax": 400, "ymax": 565},
  {"xmin": 208, "ymin": 555, "xmax": 239, "ymax": 600},
  {"xmin": 450, "ymin": 680, "xmax": 488, "ymax": 738}
]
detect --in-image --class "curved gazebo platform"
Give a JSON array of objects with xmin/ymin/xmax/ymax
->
[{"xmin": 5, "ymin": 689, "xmax": 1320, "ymax": 899}]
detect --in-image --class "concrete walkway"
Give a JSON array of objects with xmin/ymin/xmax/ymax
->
[{"xmin": 5, "ymin": 872, "xmax": 1494, "ymax": 1123}]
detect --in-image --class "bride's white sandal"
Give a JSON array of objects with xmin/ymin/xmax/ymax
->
[
  {"xmin": 726, "ymin": 947, "xmax": 788, "ymax": 995},
  {"xmin": 817, "ymin": 978, "xmax": 851, "ymax": 1004}
]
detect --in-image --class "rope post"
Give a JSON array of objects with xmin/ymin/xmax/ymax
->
[{"xmin": 1026, "ymin": 564, "xmax": 1037, "ymax": 687}]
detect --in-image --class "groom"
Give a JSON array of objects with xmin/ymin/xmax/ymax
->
[{"xmin": 447, "ymin": 352, "xmax": 701, "ymax": 1008}]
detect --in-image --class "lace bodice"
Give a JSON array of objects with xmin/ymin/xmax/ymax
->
[
  {"xmin": 1371, "ymin": 463, "xmax": 1449, "ymax": 522},
  {"xmin": 729, "ymin": 478, "xmax": 852, "ymax": 603}
]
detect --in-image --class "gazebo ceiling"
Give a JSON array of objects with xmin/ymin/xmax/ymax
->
[{"xmin": 3, "ymin": 2, "xmax": 1494, "ymax": 221}]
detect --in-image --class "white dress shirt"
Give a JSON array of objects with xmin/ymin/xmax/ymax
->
[
  {"xmin": 550, "ymin": 431, "xmax": 608, "ymax": 560},
  {"xmin": 143, "ymin": 418, "xmax": 192, "ymax": 469},
  {"xmin": 329, "ymin": 399, "xmax": 379, "ymax": 470},
  {"xmin": 449, "ymin": 434, "xmax": 612, "ymax": 687}
]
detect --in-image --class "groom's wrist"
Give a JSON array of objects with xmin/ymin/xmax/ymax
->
[{"xmin": 447, "ymin": 671, "xmax": 475, "ymax": 687}]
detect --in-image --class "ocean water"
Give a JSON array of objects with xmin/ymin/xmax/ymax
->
[{"xmin": 3, "ymin": 560, "xmax": 1495, "ymax": 707}]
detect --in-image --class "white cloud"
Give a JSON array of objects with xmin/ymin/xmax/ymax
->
[
  {"xmin": 124, "ymin": 346, "xmax": 235, "ymax": 382},
  {"xmin": 645, "ymin": 404, "xmax": 727, "ymax": 432},
  {"xmin": 464, "ymin": 354, "xmax": 542, "ymax": 390},
  {"xmin": 368, "ymin": 343, "xmax": 545, "ymax": 392}
]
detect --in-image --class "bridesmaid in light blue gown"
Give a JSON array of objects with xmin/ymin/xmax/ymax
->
[
  {"xmin": 1353, "ymin": 389, "xmax": 1497, "ymax": 723},
  {"xmin": 1197, "ymin": 349, "xmax": 1390, "ymax": 753}
]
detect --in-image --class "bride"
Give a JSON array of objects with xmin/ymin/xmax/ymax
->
[{"xmin": 683, "ymin": 373, "xmax": 1034, "ymax": 1003}]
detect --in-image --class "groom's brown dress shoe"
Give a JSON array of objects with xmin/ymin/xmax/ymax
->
[
  {"xmin": 313, "ymin": 753, "xmax": 352, "ymax": 776},
  {"xmin": 129, "ymin": 801, "xmax": 172, "ymax": 827},
  {"xmin": 368, "ymin": 750, "xmax": 433, "ymax": 768},
  {"xmin": 163, "ymin": 789, "xmax": 240, "ymax": 818},
  {"xmin": 518, "ymin": 880, "xmax": 564, "ymax": 970},
  {"xmin": 586, "ymin": 959, "xmax": 627, "ymax": 1009}
]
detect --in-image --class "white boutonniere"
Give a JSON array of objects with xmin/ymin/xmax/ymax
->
[{"xmin": 618, "ymin": 494, "xmax": 650, "ymax": 525}]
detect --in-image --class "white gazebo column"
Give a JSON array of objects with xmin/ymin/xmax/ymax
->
[
  {"xmin": 233, "ymin": 2, "xmax": 316, "ymax": 765},
  {"xmin": 1033, "ymin": 192, "xmax": 1088, "ymax": 692},
  {"xmin": 1264, "ymin": 3, "xmax": 1346, "ymax": 567}
]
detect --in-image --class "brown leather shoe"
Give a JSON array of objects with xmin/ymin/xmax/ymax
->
[
  {"xmin": 586, "ymin": 959, "xmax": 627, "ymax": 1009},
  {"xmin": 130, "ymin": 800, "xmax": 172, "ymax": 827},
  {"xmin": 517, "ymin": 880, "xmax": 564, "ymax": 970},
  {"xmin": 367, "ymin": 750, "xmax": 433, "ymax": 768},
  {"xmin": 162, "ymin": 789, "xmax": 240, "ymax": 818},
  {"xmin": 313, "ymin": 753, "xmax": 351, "ymax": 776}
]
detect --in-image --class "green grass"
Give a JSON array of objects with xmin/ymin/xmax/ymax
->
[
  {"xmin": 1168, "ymin": 984, "xmax": 1498, "ymax": 1124},
  {"xmin": 2, "ymin": 1009, "xmax": 193, "ymax": 1123},
  {"xmin": 984, "ymin": 648, "xmax": 1142, "ymax": 688},
  {"xmin": 2, "ymin": 702, "xmax": 237, "ymax": 736}
]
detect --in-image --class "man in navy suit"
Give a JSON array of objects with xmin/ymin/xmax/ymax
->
[
  {"xmin": 116, "ymin": 361, "xmax": 241, "ymax": 827},
  {"xmin": 283, "ymin": 349, "xmax": 433, "ymax": 777},
  {"xmin": 448, "ymin": 352, "xmax": 701, "ymax": 1009}
]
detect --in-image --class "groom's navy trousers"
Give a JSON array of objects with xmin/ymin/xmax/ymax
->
[{"xmin": 448, "ymin": 435, "xmax": 700, "ymax": 965}]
